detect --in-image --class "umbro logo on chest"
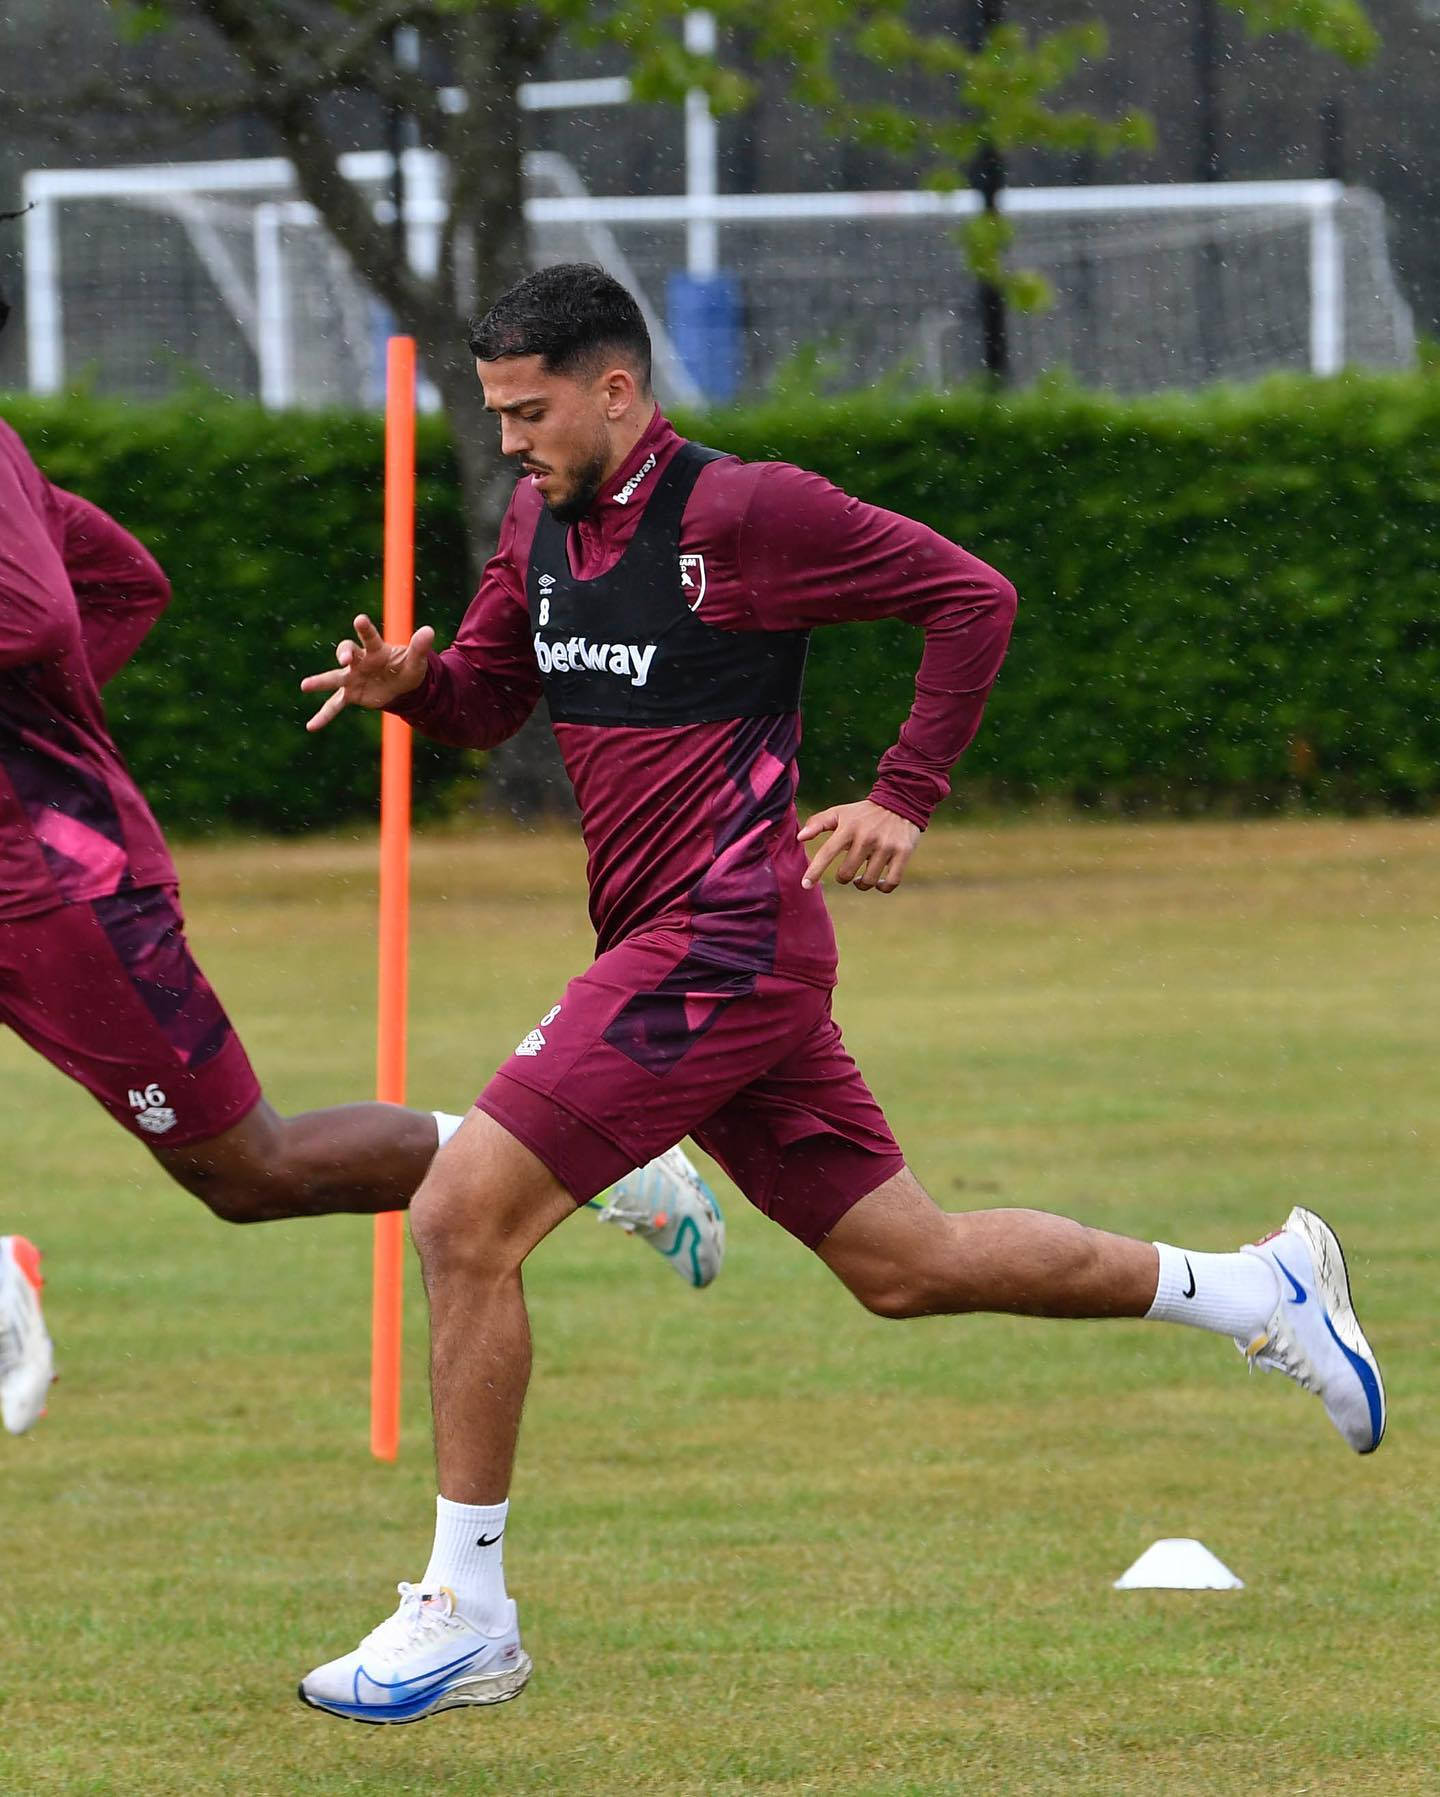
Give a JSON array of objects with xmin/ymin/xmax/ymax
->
[{"xmin": 536, "ymin": 572, "xmax": 557, "ymax": 629}]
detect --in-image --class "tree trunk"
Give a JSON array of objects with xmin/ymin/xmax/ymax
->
[
  {"xmin": 425, "ymin": 347, "xmax": 577, "ymax": 824},
  {"xmin": 178, "ymin": 0, "xmax": 576, "ymax": 816},
  {"xmin": 423, "ymin": 9, "xmax": 575, "ymax": 819}
]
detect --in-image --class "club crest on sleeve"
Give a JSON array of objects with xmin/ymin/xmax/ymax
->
[{"xmin": 679, "ymin": 554, "xmax": 707, "ymax": 611}]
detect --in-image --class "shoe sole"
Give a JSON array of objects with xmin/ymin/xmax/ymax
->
[
  {"xmin": 297, "ymin": 1652, "xmax": 532, "ymax": 1725},
  {"xmin": 1, "ymin": 1236, "xmax": 54, "ymax": 1436},
  {"xmin": 1285, "ymin": 1205, "xmax": 1387, "ymax": 1454}
]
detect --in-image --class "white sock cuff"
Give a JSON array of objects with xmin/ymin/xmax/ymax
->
[
  {"xmin": 433, "ymin": 1110, "xmax": 466, "ymax": 1148},
  {"xmin": 423, "ymin": 1496, "xmax": 510, "ymax": 1629},
  {"xmin": 1146, "ymin": 1242, "xmax": 1188, "ymax": 1319},
  {"xmin": 1147, "ymin": 1241, "xmax": 1279, "ymax": 1338},
  {"xmin": 435, "ymin": 1493, "xmax": 508, "ymax": 1533}
]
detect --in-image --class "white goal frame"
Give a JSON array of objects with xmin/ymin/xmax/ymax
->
[{"xmin": 19, "ymin": 161, "xmax": 1388, "ymax": 402}]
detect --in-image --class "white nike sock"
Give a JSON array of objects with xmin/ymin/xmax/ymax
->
[
  {"xmin": 421, "ymin": 1495, "xmax": 510, "ymax": 1630},
  {"xmin": 433, "ymin": 1111, "xmax": 466, "ymax": 1148},
  {"xmin": 1146, "ymin": 1242, "xmax": 1280, "ymax": 1338}
]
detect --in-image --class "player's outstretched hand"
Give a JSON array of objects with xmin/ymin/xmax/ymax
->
[
  {"xmin": 301, "ymin": 614, "xmax": 435, "ymax": 731},
  {"xmin": 798, "ymin": 799, "xmax": 921, "ymax": 894}
]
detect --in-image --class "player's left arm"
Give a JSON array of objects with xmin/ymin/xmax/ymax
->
[
  {"xmin": 725, "ymin": 463, "xmax": 1017, "ymax": 893},
  {"xmin": 54, "ymin": 488, "xmax": 172, "ymax": 685}
]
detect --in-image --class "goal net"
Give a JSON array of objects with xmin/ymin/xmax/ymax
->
[{"xmin": 19, "ymin": 158, "xmax": 1415, "ymax": 408}]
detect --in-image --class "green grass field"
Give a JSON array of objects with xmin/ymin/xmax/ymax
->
[{"xmin": 1, "ymin": 816, "xmax": 1436, "ymax": 1796}]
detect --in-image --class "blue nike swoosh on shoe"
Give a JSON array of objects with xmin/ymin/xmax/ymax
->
[
  {"xmin": 353, "ymin": 1644, "xmax": 492, "ymax": 1704},
  {"xmin": 1272, "ymin": 1252, "xmax": 1308, "ymax": 1305},
  {"xmin": 1323, "ymin": 1311, "xmax": 1385, "ymax": 1450}
]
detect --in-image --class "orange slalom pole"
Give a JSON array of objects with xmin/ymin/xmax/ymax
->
[{"xmin": 371, "ymin": 336, "xmax": 416, "ymax": 1462}]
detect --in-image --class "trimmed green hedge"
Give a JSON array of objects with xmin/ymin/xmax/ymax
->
[
  {"xmin": 706, "ymin": 377, "xmax": 1440, "ymax": 815},
  {"xmin": 4, "ymin": 374, "xmax": 1437, "ymax": 833},
  {"xmin": 5, "ymin": 397, "xmax": 476, "ymax": 832}
]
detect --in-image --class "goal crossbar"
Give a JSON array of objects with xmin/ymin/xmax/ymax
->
[{"xmin": 19, "ymin": 161, "xmax": 1362, "ymax": 393}]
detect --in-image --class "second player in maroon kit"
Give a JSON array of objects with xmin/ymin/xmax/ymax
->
[
  {"xmin": 299, "ymin": 264, "xmax": 1384, "ymax": 1726},
  {"xmin": 0, "ymin": 251, "xmax": 728, "ymax": 1439}
]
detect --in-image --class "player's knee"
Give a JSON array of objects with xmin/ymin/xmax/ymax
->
[
  {"xmin": 844, "ymin": 1256, "xmax": 972, "ymax": 1320},
  {"xmin": 201, "ymin": 1183, "xmax": 278, "ymax": 1224},
  {"xmin": 850, "ymin": 1276, "xmax": 931, "ymax": 1320},
  {"xmin": 165, "ymin": 1161, "xmax": 284, "ymax": 1224},
  {"xmin": 153, "ymin": 1103, "xmax": 305, "ymax": 1224},
  {"xmin": 157, "ymin": 1137, "xmax": 305, "ymax": 1223},
  {"xmin": 409, "ymin": 1177, "xmax": 512, "ymax": 1280}
]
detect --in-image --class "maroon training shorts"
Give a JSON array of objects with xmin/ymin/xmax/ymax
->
[
  {"xmin": 0, "ymin": 884, "xmax": 262, "ymax": 1147},
  {"xmin": 478, "ymin": 932, "xmax": 905, "ymax": 1249}
]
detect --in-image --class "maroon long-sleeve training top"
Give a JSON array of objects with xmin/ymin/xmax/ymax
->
[
  {"xmin": 392, "ymin": 410, "xmax": 1017, "ymax": 989},
  {"xmin": 0, "ymin": 419, "xmax": 177, "ymax": 920}
]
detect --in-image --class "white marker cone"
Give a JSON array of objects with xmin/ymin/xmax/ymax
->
[{"xmin": 1113, "ymin": 1538, "xmax": 1244, "ymax": 1590}]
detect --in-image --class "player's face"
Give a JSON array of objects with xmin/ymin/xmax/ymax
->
[{"xmin": 478, "ymin": 354, "xmax": 624, "ymax": 524}]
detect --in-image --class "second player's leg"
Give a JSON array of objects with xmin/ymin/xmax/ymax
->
[
  {"xmin": 152, "ymin": 1096, "xmax": 443, "ymax": 1223},
  {"xmin": 816, "ymin": 1166, "xmax": 1160, "ymax": 1320}
]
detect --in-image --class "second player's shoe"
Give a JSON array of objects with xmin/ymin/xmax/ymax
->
[
  {"xmin": 1237, "ymin": 1206, "xmax": 1386, "ymax": 1454},
  {"xmin": 0, "ymin": 1234, "xmax": 54, "ymax": 1436},
  {"xmin": 299, "ymin": 1584, "xmax": 531, "ymax": 1724},
  {"xmin": 595, "ymin": 1145, "xmax": 725, "ymax": 1288}
]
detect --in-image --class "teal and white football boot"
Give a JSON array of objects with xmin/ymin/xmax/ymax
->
[{"xmin": 594, "ymin": 1146, "xmax": 725, "ymax": 1288}]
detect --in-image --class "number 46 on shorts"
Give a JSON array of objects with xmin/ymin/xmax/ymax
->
[{"xmin": 128, "ymin": 1082, "xmax": 179, "ymax": 1136}]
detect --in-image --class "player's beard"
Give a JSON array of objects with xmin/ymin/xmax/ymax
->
[{"xmin": 545, "ymin": 441, "xmax": 610, "ymax": 523}]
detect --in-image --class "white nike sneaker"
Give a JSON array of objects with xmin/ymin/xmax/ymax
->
[
  {"xmin": 1237, "ymin": 1206, "xmax": 1386, "ymax": 1455},
  {"xmin": 299, "ymin": 1584, "xmax": 531, "ymax": 1725},
  {"xmin": 0, "ymin": 1235, "xmax": 54, "ymax": 1436},
  {"xmin": 594, "ymin": 1146, "xmax": 725, "ymax": 1288}
]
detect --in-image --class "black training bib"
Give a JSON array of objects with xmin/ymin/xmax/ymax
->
[{"xmin": 526, "ymin": 442, "xmax": 809, "ymax": 727}]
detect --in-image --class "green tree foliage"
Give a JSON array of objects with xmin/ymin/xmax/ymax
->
[
  {"xmin": 96, "ymin": 0, "xmax": 1376, "ymax": 545},
  {"xmin": 1222, "ymin": 0, "xmax": 1378, "ymax": 64}
]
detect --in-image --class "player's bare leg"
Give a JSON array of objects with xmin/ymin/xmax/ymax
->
[
  {"xmin": 151, "ymin": 1102, "xmax": 723, "ymax": 1287},
  {"xmin": 817, "ymin": 1166, "xmax": 1384, "ymax": 1452},
  {"xmin": 410, "ymin": 1109, "xmax": 574, "ymax": 1501},
  {"xmin": 152, "ymin": 1097, "xmax": 441, "ymax": 1222},
  {"xmin": 816, "ymin": 1166, "xmax": 1158, "ymax": 1319},
  {"xmin": 300, "ymin": 1109, "xmax": 572, "ymax": 1724}
]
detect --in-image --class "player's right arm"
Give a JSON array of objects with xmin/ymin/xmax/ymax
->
[
  {"xmin": 54, "ymin": 488, "xmax": 172, "ymax": 685},
  {"xmin": 0, "ymin": 432, "xmax": 77, "ymax": 669},
  {"xmin": 302, "ymin": 488, "xmax": 542, "ymax": 749}
]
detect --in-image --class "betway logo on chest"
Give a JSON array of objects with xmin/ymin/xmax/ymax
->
[
  {"xmin": 610, "ymin": 452, "xmax": 657, "ymax": 506},
  {"xmin": 533, "ymin": 633, "xmax": 657, "ymax": 686}
]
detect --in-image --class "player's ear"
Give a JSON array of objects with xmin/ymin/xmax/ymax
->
[{"xmin": 601, "ymin": 366, "xmax": 638, "ymax": 421}]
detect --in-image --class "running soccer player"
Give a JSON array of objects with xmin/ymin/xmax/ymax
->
[
  {"xmin": 0, "ymin": 267, "xmax": 723, "ymax": 1438},
  {"xmin": 297, "ymin": 263, "xmax": 1385, "ymax": 1725}
]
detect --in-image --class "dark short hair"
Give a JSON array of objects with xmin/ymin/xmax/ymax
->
[{"xmin": 468, "ymin": 263, "xmax": 652, "ymax": 391}]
